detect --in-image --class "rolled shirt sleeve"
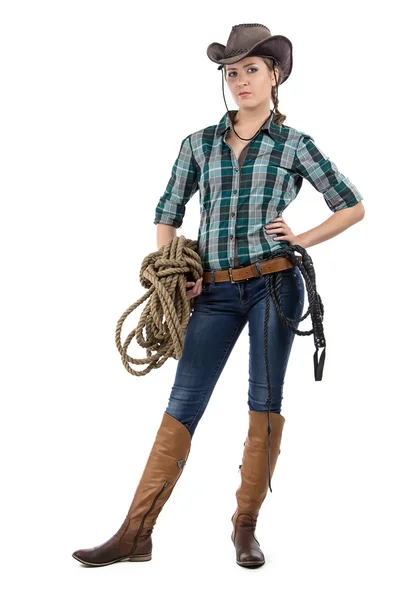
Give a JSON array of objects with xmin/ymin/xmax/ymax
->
[
  {"xmin": 153, "ymin": 135, "xmax": 199, "ymax": 228},
  {"xmin": 294, "ymin": 134, "xmax": 364, "ymax": 212}
]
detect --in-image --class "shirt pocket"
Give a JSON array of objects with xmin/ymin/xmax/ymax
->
[
  {"xmin": 249, "ymin": 149, "xmax": 293, "ymax": 192},
  {"xmin": 254, "ymin": 165, "xmax": 291, "ymax": 193}
]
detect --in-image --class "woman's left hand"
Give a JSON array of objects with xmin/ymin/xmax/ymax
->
[{"xmin": 264, "ymin": 217, "xmax": 302, "ymax": 246}]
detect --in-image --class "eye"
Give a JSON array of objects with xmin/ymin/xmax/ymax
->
[{"xmin": 227, "ymin": 67, "xmax": 258, "ymax": 78}]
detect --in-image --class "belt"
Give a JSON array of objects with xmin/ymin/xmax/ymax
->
[{"xmin": 202, "ymin": 256, "xmax": 303, "ymax": 284}]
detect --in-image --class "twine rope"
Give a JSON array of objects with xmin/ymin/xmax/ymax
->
[{"xmin": 115, "ymin": 235, "xmax": 203, "ymax": 377}]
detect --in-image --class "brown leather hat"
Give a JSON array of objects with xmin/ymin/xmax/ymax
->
[{"xmin": 207, "ymin": 23, "xmax": 293, "ymax": 84}]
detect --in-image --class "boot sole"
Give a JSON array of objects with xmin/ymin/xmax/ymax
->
[
  {"xmin": 237, "ymin": 558, "xmax": 265, "ymax": 568},
  {"xmin": 72, "ymin": 552, "xmax": 152, "ymax": 566}
]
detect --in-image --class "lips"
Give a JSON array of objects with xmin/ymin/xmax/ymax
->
[{"xmin": 239, "ymin": 92, "xmax": 250, "ymax": 96}]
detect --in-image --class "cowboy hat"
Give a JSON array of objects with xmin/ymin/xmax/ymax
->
[{"xmin": 207, "ymin": 23, "xmax": 293, "ymax": 84}]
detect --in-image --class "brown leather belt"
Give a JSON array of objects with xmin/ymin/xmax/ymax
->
[{"xmin": 202, "ymin": 255, "xmax": 303, "ymax": 284}]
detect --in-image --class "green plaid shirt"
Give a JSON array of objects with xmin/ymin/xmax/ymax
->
[{"xmin": 154, "ymin": 110, "xmax": 364, "ymax": 271}]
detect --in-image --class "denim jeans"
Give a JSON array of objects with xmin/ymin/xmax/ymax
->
[{"xmin": 165, "ymin": 263, "xmax": 305, "ymax": 437}]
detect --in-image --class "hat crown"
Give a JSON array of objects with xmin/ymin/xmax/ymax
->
[
  {"xmin": 206, "ymin": 23, "xmax": 293, "ymax": 85},
  {"xmin": 224, "ymin": 23, "xmax": 272, "ymax": 59}
]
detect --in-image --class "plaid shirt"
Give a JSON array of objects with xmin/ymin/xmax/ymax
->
[{"xmin": 154, "ymin": 110, "xmax": 364, "ymax": 271}]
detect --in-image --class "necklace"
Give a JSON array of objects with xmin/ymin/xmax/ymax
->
[{"xmin": 229, "ymin": 109, "xmax": 273, "ymax": 142}]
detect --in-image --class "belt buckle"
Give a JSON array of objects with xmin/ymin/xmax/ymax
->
[{"xmin": 228, "ymin": 267, "xmax": 238, "ymax": 284}]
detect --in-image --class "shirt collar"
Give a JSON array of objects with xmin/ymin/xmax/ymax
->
[{"xmin": 215, "ymin": 109, "xmax": 282, "ymax": 142}]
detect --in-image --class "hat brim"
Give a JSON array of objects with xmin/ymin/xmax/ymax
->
[{"xmin": 206, "ymin": 35, "xmax": 293, "ymax": 84}]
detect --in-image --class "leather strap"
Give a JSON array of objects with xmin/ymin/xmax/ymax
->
[{"xmin": 202, "ymin": 255, "xmax": 303, "ymax": 284}]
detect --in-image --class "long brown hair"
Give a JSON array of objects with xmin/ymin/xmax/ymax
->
[{"xmin": 224, "ymin": 56, "xmax": 287, "ymax": 126}]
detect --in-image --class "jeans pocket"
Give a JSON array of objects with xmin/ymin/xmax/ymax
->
[{"xmin": 294, "ymin": 268, "xmax": 305, "ymax": 307}]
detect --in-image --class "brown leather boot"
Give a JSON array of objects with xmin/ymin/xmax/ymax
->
[
  {"xmin": 231, "ymin": 410, "xmax": 285, "ymax": 568},
  {"xmin": 72, "ymin": 412, "xmax": 192, "ymax": 567}
]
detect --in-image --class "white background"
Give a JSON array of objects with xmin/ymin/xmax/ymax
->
[{"xmin": 1, "ymin": 1, "xmax": 399, "ymax": 598}]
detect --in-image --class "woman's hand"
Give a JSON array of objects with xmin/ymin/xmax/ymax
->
[
  {"xmin": 264, "ymin": 217, "xmax": 302, "ymax": 246},
  {"xmin": 186, "ymin": 277, "xmax": 203, "ymax": 300}
]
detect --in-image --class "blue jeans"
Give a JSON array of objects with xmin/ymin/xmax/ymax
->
[{"xmin": 165, "ymin": 263, "xmax": 305, "ymax": 437}]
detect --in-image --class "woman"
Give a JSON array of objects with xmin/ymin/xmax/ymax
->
[{"xmin": 72, "ymin": 23, "xmax": 365, "ymax": 569}]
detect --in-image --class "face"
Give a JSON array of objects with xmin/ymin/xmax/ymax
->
[{"xmin": 224, "ymin": 56, "xmax": 279, "ymax": 107}]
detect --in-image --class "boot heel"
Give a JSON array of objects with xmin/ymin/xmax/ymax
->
[{"xmin": 128, "ymin": 553, "xmax": 152, "ymax": 562}]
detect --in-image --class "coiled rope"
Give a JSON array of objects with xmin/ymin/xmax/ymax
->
[{"xmin": 115, "ymin": 235, "xmax": 203, "ymax": 376}]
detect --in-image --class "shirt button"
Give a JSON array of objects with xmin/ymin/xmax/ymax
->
[
  {"xmin": 235, "ymin": 167, "xmax": 239, "ymax": 172},
  {"xmin": 233, "ymin": 189, "xmax": 238, "ymax": 194},
  {"xmin": 231, "ymin": 212, "xmax": 235, "ymax": 216},
  {"xmin": 230, "ymin": 235, "xmax": 234, "ymax": 239}
]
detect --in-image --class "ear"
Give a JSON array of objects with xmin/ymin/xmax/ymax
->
[{"xmin": 271, "ymin": 68, "xmax": 279, "ymax": 86}]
